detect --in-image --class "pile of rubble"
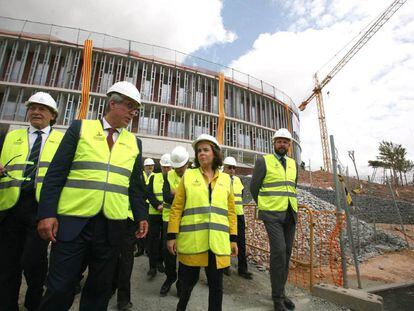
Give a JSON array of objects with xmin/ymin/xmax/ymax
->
[{"xmin": 244, "ymin": 186, "xmax": 408, "ymax": 270}]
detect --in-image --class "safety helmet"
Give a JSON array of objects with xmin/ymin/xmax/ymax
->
[
  {"xmin": 144, "ymin": 158, "xmax": 155, "ymax": 166},
  {"xmin": 272, "ymin": 128, "xmax": 292, "ymax": 141},
  {"xmin": 107, "ymin": 81, "xmax": 142, "ymax": 106},
  {"xmin": 25, "ymin": 92, "xmax": 58, "ymax": 114},
  {"xmin": 192, "ymin": 134, "xmax": 220, "ymax": 151},
  {"xmin": 170, "ymin": 146, "xmax": 189, "ymax": 168},
  {"xmin": 160, "ymin": 153, "xmax": 172, "ymax": 167},
  {"xmin": 223, "ymin": 156, "xmax": 237, "ymax": 167}
]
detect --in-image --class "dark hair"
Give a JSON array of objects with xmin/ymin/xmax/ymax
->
[{"xmin": 193, "ymin": 142, "xmax": 223, "ymax": 170}]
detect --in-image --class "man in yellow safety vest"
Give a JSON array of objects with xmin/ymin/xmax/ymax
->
[{"xmin": 250, "ymin": 128, "xmax": 298, "ymax": 311}]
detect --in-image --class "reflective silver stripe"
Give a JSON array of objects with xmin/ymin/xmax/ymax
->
[
  {"xmin": 65, "ymin": 180, "xmax": 128, "ymax": 195},
  {"xmin": 234, "ymin": 194, "xmax": 242, "ymax": 198},
  {"xmin": 38, "ymin": 161, "xmax": 50, "ymax": 168},
  {"xmin": 180, "ymin": 222, "xmax": 229, "ymax": 233},
  {"xmin": 0, "ymin": 180, "xmax": 23, "ymax": 189},
  {"xmin": 36, "ymin": 177, "xmax": 44, "ymax": 183},
  {"xmin": 262, "ymin": 181, "xmax": 296, "ymax": 188},
  {"xmin": 70, "ymin": 161, "xmax": 131, "ymax": 178},
  {"xmin": 5, "ymin": 164, "xmax": 26, "ymax": 171},
  {"xmin": 182, "ymin": 206, "xmax": 228, "ymax": 217},
  {"xmin": 235, "ymin": 201, "xmax": 243, "ymax": 205},
  {"xmin": 154, "ymin": 192, "xmax": 163, "ymax": 196},
  {"xmin": 259, "ymin": 191, "xmax": 297, "ymax": 198}
]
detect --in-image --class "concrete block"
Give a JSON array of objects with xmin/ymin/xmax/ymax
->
[{"xmin": 312, "ymin": 283, "xmax": 383, "ymax": 311}]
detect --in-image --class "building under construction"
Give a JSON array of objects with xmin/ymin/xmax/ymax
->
[{"xmin": 0, "ymin": 17, "xmax": 301, "ymax": 168}]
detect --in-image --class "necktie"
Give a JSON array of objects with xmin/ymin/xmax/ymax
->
[
  {"xmin": 23, "ymin": 130, "xmax": 42, "ymax": 177},
  {"xmin": 107, "ymin": 128, "xmax": 116, "ymax": 150},
  {"xmin": 280, "ymin": 157, "xmax": 286, "ymax": 170}
]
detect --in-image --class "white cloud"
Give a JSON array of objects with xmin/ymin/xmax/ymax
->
[
  {"xmin": 0, "ymin": 0, "xmax": 236, "ymax": 54},
  {"xmin": 231, "ymin": 0, "xmax": 414, "ymax": 178}
]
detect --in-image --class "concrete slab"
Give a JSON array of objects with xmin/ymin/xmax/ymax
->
[{"xmin": 312, "ymin": 283, "xmax": 383, "ymax": 311}]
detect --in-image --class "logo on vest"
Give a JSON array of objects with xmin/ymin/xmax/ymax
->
[
  {"xmin": 93, "ymin": 131, "xmax": 105, "ymax": 141},
  {"xmin": 14, "ymin": 137, "xmax": 23, "ymax": 145},
  {"xmin": 192, "ymin": 178, "xmax": 202, "ymax": 186}
]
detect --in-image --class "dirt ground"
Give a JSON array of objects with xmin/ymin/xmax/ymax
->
[{"xmin": 347, "ymin": 249, "xmax": 414, "ymax": 287}]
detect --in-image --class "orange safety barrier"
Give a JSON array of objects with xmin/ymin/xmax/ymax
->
[{"xmin": 244, "ymin": 204, "xmax": 344, "ymax": 290}]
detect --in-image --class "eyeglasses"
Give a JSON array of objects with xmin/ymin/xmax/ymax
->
[
  {"xmin": 1, "ymin": 154, "xmax": 35, "ymax": 182},
  {"xmin": 116, "ymin": 101, "xmax": 140, "ymax": 116},
  {"xmin": 227, "ymin": 166, "xmax": 236, "ymax": 170}
]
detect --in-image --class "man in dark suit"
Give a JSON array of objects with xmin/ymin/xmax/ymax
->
[
  {"xmin": 36, "ymin": 81, "xmax": 148, "ymax": 311},
  {"xmin": 0, "ymin": 92, "xmax": 63, "ymax": 311}
]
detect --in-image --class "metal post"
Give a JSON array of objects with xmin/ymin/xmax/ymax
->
[
  {"xmin": 330, "ymin": 135, "xmax": 348, "ymax": 288},
  {"xmin": 338, "ymin": 171, "xmax": 363, "ymax": 289},
  {"xmin": 387, "ymin": 178, "xmax": 410, "ymax": 248},
  {"xmin": 348, "ymin": 150, "xmax": 362, "ymax": 190}
]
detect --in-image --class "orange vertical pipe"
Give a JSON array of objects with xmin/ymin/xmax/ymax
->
[
  {"xmin": 77, "ymin": 39, "xmax": 93, "ymax": 119},
  {"xmin": 217, "ymin": 73, "xmax": 225, "ymax": 145}
]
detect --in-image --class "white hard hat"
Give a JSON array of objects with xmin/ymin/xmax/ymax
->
[
  {"xmin": 25, "ymin": 92, "xmax": 58, "ymax": 113},
  {"xmin": 223, "ymin": 156, "xmax": 237, "ymax": 167},
  {"xmin": 170, "ymin": 146, "xmax": 189, "ymax": 168},
  {"xmin": 192, "ymin": 134, "xmax": 220, "ymax": 150},
  {"xmin": 273, "ymin": 128, "xmax": 292, "ymax": 141},
  {"xmin": 144, "ymin": 158, "xmax": 155, "ymax": 166},
  {"xmin": 160, "ymin": 153, "xmax": 172, "ymax": 167},
  {"xmin": 107, "ymin": 81, "xmax": 142, "ymax": 106}
]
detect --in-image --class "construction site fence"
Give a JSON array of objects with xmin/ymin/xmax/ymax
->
[
  {"xmin": 244, "ymin": 204, "xmax": 347, "ymax": 291},
  {"xmin": 0, "ymin": 16, "xmax": 297, "ymax": 113}
]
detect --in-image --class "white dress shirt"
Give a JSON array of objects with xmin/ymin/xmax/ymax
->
[
  {"xmin": 102, "ymin": 118, "xmax": 123, "ymax": 142},
  {"xmin": 28, "ymin": 125, "xmax": 51, "ymax": 153}
]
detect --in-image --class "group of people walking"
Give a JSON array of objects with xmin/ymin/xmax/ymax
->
[{"xmin": 0, "ymin": 80, "xmax": 298, "ymax": 311}]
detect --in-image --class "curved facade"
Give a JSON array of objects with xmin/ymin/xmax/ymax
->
[{"xmin": 0, "ymin": 19, "xmax": 300, "ymax": 169}]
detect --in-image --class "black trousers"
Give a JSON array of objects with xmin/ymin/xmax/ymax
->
[
  {"xmin": 38, "ymin": 213, "xmax": 122, "ymax": 311},
  {"xmin": 263, "ymin": 208, "xmax": 296, "ymax": 300},
  {"xmin": 177, "ymin": 251, "xmax": 223, "ymax": 311},
  {"xmin": 148, "ymin": 214, "xmax": 163, "ymax": 269},
  {"xmin": 236, "ymin": 215, "xmax": 248, "ymax": 273},
  {"xmin": 0, "ymin": 190, "xmax": 48, "ymax": 311},
  {"xmin": 162, "ymin": 221, "xmax": 177, "ymax": 281},
  {"xmin": 114, "ymin": 218, "xmax": 138, "ymax": 305}
]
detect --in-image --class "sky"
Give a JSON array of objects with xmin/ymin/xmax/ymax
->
[{"xmin": 0, "ymin": 0, "xmax": 413, "ymax": 179}]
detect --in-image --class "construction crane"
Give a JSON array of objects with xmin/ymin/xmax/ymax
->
[{"xmin": 298, "ymin": 0, "xmax": 407, "ymax": 172}]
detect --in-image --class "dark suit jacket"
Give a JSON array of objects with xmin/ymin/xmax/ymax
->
[{"xmin": 37, "ymin": 120, "xmax": 147, "ymax": 243}]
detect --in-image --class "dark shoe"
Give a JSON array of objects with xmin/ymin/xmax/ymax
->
[
  {"xmin": 157, "ymin": 262, "xmax": 165, "ymax": 273},
  {"xmin": 274, "ymin": 299, "xmax": 288, "ymax": 311},
  {"xmin": 134, "ymin": 249, "xmax": 144, "ymax": 257},
  {"xmin": 147, "ymin": 268, "xmax": 157, "ymax": 280},
  {"xmin": 238, "ymin": 271, "xmax": 253, "ymax": 280},
  {"xmin": 223, "ymin": 267, "xmax": 231, "ymax": 276},
  {"xmin": 160, "ymin": 279, "xmax": 174, "ymax": 296},
  {"xmin": 117, "ymin": 301, "xmax": 133, "ymax": 310},
  {"xmin": 176, "ymin": 280, "xmax": 181, "ymax": 298},
  {"xmin": 283, "ymin": 297, "xmax": 295, "ymax": 310}
]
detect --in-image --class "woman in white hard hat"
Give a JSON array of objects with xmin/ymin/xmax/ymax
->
[
  {"xmin": 159, "ymin": 146, "xmax": 189, "ymax": 297},
  {"xmin": 146, "ymin": 154, "xmax": 172, "ymax": 279},
  {"xmin": 167, "ymin": 134, "xmax": 238, "ymax": 311}
]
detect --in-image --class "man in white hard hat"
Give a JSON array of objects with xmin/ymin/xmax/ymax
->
[
  {"xmin": 0, "ymin": 92, "xmax": 64, "ymax": 311},
  {"xmin": 250, "ymin": 128, "xmax": 298, "ymax": 311},
  {"xmin": 36, "ymin": 81, "xmax": 148, "ymax": 310},
  {"xmin": 159, "ymin": 146, "xmax": 189, "ymax": 297},
  {"xmin": 143, "ymin": 158, "xmax": 155, "ymax": 184},
  {"xmin": 146, "ymin": 154, "xmax": 172, "ymax": 280},
  {"xmin": 222, "ymin": 156, "xmax": 253, "ymax": 280}
]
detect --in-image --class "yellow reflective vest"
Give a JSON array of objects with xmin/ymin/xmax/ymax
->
[
  {"xmin": 0, "ymin": 128, "xmax": 63, "ymax": 210},
  {"xmin": 162, "ymin": 170, "xmax": 181, "ymax": 222},
  {"xmin": 232, "ymin": 176, "xmax": 244, "ymax": 216},
  {"xmin": 57, "ymin": 120, "xmax": 139, "ymax": 220},
  {"xmin": 258, "ymin": 154, "xmax": 297, "ymax": 212},
  {"xmin": 149, "ymin": 172, "xmax": 163, "ymax": 215},
  {"xmin": 177, "ymin": 168, "xmax": 232, "ymax": 255}
]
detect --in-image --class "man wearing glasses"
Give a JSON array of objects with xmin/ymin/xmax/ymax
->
[
  {"xmin": 36, "ymin": 81, "xmax": 148, "ymax": 310},
  {"xmin": 222, "ymin": 156, "xmax": 253, "ymax": 280},
  {"xmin": 0, "ymin": 92, "xmax": 63, "ymax": 311}
]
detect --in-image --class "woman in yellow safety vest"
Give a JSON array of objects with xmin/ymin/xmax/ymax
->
[{"xmin": 167, "ymin": 134, "xmax": 238, "ymax": 311}]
